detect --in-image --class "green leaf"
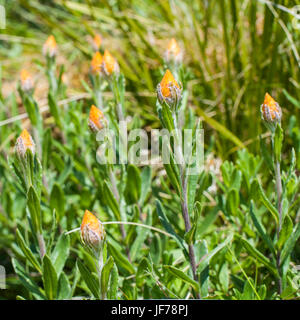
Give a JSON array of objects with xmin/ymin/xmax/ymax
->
[
  {"xmin": 103, "ymin": 181, "xmax": 121, "ymax": 220},
  {"xmin": 139, "ymin": 166, "xmax": 152, "ymax": 205},
  {"xmin": 238, "ymin": 236, "xmax": 278, "ymax": 276},
  {"xmin": 155, "ymin": 200, "xmax": 188, "ymax": 259},
  {"xmin": 226, "ymin": 189, "xmax": 240, "ymax": 216},
  {"xmin": 101, "ymin": 256, "xmax": 114, "ymax": 299},
  {"xmin": 107, "ymin": 264, "xmax": 119, "ymax": 300},
  {"xmin": 136, "ymin": 257, "xmax": 152, "ymax": 287},
  {"xmin": 27, "ymin": 186, "xmax": 42, "ymax": 233},
  {"xmin": 51, "ymin": 233, "xmax": 70, "ymax": 277},
  {"xmin": 124, "ymin": 164, "xmax": 141, "ymax": 205},
  {"xmin": 12, "ymin": 258, "xmax": 45, "ymax": 300},
  {"xmin": 107, "ymin": 242, "xmax": 135, "ymax": 274},
  {"xmin": 130, "ymin": 209, "xmax": 152, "ymax": 261},
  {"xmin": 281, "ymin": 221, "xmax": 300, "ymax": 264},
  {"xmin": 197, "ymin": 233, "xmax": 233, "ymax": 272},
  {"xmin": 197, "ymin": 206, "xmax": 219, "ymax": 237},
  {"xmin": 76, "ymin": 259, "xmax": 100, "ymax": 299},
  {"xmin": 15, "ymin": 229, "xmax": 42, "ymax": 273},
  {"xmin": 50, "ymin": 183, "xmax": 65, "ymax": 221},
  {"xmin": 42, "ymin": 254, "xmax": 58, "ymax": 300},
  {"xmin": 48, "ymin": 92, "xmax": 62, "ymax": 128},
  {"xmin": 249, "ymin": 201, "xmax": 276, "ymax": 256},
  {"xmin": 57, "ymin": 272, "xmax": 71, "ymax": 300},
  {"xmin": 252, "ymin": 179, "xmax": 279, "ymax": 223},
  {"xmin": 277, "ymin": 214, "xmax": 293, "ymax": 251},
  {"xmin": 164, "ymin": 265, "xmax": 199, "ymax": 292}
]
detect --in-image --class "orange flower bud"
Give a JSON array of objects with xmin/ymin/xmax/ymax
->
[
  {"xmin": 91, "ymin": 52, "xmax": 103, "ymax": 74},
  {"xmin": 15, "ymin": 129, "xmax": 35, "ymax": 157},
  {"xmin": 81, "ymin": 210, "xmax": 105, "ymax": 251},
  {"xmin": 165, "ymin": 38, "xmax": 182, "ymax": 64},
  {"xmin": 91, "ymin": 34, "xmax": 102, "ymax": 51},
  {"xmin": 20, "ymin": 69, "xmax": 33, "ymax": 92},
  {"xmin": 88, "ymin": 105, "xmax": 107, "ymax": 132},
  {"xmin": 261, "ymin": 93, "xmax": 282, "ymax": 123},
  {"xmin": 157, "ymin": 69, "xmax": 182, "ymax": 111},
  {"xmin": 43, "ymin": 35, "xmax": 57, "ymax": 57},
  {"xmin": 102, "ymin": 50, "xmax": 119, "ymax": 76}
]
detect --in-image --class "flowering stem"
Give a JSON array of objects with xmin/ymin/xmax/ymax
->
[
  {"xmin": 272, "ymin": 134, "xmax": 283, "ymax": 295},
  {"xmin": 173, "ymin": 112, "xmax": 200, "ymax": 298}
]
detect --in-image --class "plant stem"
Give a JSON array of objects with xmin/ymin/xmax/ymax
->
[
  {"xmin": 275, "ymin": 158, "xmax": 283, "ymax": 295},
  {"xmin": 173, "ymin": 112, "xmax": 200, "ymax": 299},
  {"xmin": 108, "ymin": 167, "xmax": 131, "ymax": 261}
]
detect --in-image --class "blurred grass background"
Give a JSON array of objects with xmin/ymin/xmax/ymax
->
[{"xmin": 0, "ymin": 0, "xmax": 299, "ymax": 159}]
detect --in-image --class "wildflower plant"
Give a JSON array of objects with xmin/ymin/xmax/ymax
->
[{"xmin": 1, "ymin": 2, "xmax": 300, "ymax": 302}]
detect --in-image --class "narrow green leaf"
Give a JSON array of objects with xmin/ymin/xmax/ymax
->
[
  {"xmin": 164, "ymin": 265, "xmax": 199, "ymax": 292},
  {"xmin": 124, "ymin": 165, "xmax": 141, "ymax": 205},
  {"xmin": 103, "ymin": 181, "xmax": 121, "ymax": 220},
  {"xmin": 42, "ymin": 254, "xmax": 58, "ymax": 300},
  {"xmin": 27, "ymin": 186, "xmax": 42, "ymax": 233},
  {"xmin": 155, "ymin": 200, "xmax": 188, "ymax": 259},
  {"xmin": 101, "ymin": 256, "xmax": 114, "ymax": 299},
  {"xmin": 15, "ymin": 229, "xmax": 42, "ymax": 273},
  {"xmin": 51, "ymin": 233, "xmax": 70, "ymax": 277},
  {"xmin": 249, "ymin": 201, "xmax": 276, "ymax": 256},
  {"xmin": 107, "ymin": 264, "xmax": 119, "ymax": 300},
  {"xmin": 76, "ymin": 259, "xmax": 100, "ymax": 299},
  {"xmin": 238, "ymin": 236, "xmax": 278, "ymax": 276},
  {"xmin": 281, "ymin": 222, "xmax": 300, "ymax": 264},
  {"xmin": 50, "ymin": 183, "xmax": 65, "ymax": 221},
  {"xmin": 107, "ymin": 242, "xmax": 135, "ymax": 274}
]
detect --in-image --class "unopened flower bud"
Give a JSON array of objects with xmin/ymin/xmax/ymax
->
[
  {"xmin": 91, "ymin": 34, "xmax": 102, "ymax": 51},
  {"xmin": 81, "ymin": 210, "xmax": 105, "ymax": 252},
  {"xmin": 164, "ymin": 38, "xmax": 182, "ymax": 64},
  {"xmin": 90, "ymin": 52, "xmax": 103, "ymax": 74},
  {"xmin": 15, "ymin": 129, "xmax": 35, "ymax": 157},
  {"xmin": 88, "ymin": 105, "xmax": 107, "ymax": 132},
  {"xmin": 261, "ymin": 93, "xmax": 282, "ymax": 124},
  {"xmin": 43, "ymin": 35, "xmax": 57, "ymax": 57},
  {"xmin": 102, "ymin": 50, "xmax": 119, "ymax": 76},
  {"xmin": 20, "ymin": 69, "xmax": 33, "ymax": 92},
  {"xmin": 157, "ymin": 69, "xmax": 182, "ymax": 111}
]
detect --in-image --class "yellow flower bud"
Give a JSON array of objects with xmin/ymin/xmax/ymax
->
[
  {"xmin": 88, "ymin": 105, "xmax": 107, "ymax": 132},
  {"xmin": 81, "ymin": 210, "xmax": 105, "ymax": 251},
  {"xmin": 165, "ymin": 38, "xmax": 182, "ymax": 64},
  {"xmin": 102, "ymin": 50, "xmax": 119, "ymax": 76},
  {"xmin": 261, "ymin": 93, "xmax": 282, "ymax": 123},
  {"xmin": 43, "ymin": 35, "xmax": 57, "ymax": 57},
  {"xmin": 20, "ymin": 69, "xmax": 33, "ymax": 92},
  {"xmin": 157, "ymin": 69, "xmax": 182, "ymax": 111},
  {"xmin": 90, "ymin": 52, "xmax": 103, "ymax": 74},
  {"xmin": 15, "ymin": 129, "xmax": 35, "ymax": 157}
]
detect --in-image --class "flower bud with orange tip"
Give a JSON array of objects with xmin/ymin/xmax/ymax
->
[
  {"xmin": 260, "ymin": 93, "xmax": 282, "ymax": 128},
  {"xmin": 90, "ymin": 51, "xmax": 103, "ymax": 74},
  {"xmin": 15, "ymin": 129, "xmax": 35, "ymax": 157},
  {"xmin": 20, "ymin": 69, "xmax": 33, "ymax": 92},
  {"xmin": 91, "ymin": 34, "xmax": 102, "ymax": 51},
  {"xmin": 157, "ymin": 69, "xmax": 182, "ymax": 111},
  {"xmin": 102, "ymin": 50, "xmax": 119, "ymax": 76},
  {"xmin": 81, "ymin": 210, "xmax": 105, "ymax": 253},
  {"xmin": 165, "ymin": 38, "xmax": 182, "ymax": 64},
  {"xmin": 88, "ymin": 105, "xmax": 107, "ymax": 132},
  {"xmin": 42, "ymin": 35, "xmax": 57, "ymax": 58}
]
